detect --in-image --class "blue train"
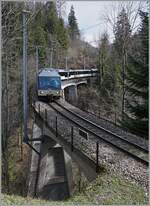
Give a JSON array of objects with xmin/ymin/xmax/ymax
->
[
  {"xmin": 38, "ymin": 68, "xmax": 61, "ymax": 100},
  {"xmin": 38, "ymin": 67, "xmax": 98, "ymax": 100}
]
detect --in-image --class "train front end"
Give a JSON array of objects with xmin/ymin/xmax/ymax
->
[{"xmin": 38, "ymin": 68, "xmax": 61, "ymax": 99}]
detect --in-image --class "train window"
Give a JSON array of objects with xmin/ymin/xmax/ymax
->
[
  {"xmin": 59, "ymin": 71, "xmax": 69, "ymax": 77},
  {"xmin": 70, "ymin": 71, "xmax": 75, "ymax": 75},
  {"xmin": 59, "ymin": 69, "xmax": 98, "ymax": 76},
  {"xmin": 38, "ymin": 77, "xmax": 61, "ymax": 90}
]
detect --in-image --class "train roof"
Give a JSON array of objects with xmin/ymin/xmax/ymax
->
[
  {"xmin": 58, "ymin": 68, "xmax": 98, "ymax": 72},
  {"xmin": 39, "ymin": 68, "xmax": 60, "ymax": 77}
]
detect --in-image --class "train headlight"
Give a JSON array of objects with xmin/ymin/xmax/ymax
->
[{"xmin": 40, "ymin": 91, "xmax": 44, "ymax": 94}]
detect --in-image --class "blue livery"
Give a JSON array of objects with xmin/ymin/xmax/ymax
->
[
  {"xmin": 38, "ymin": 77, "xmax": 61, "ymax": 90},
  {"xmin": 38, "ymin": 68, "xmax": 61, "ymax": 99}
]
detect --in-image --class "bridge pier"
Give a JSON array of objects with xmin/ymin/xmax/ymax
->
[
  {"xmin": 61, "ymin": 89, "xmax": 65, "ymax": 100},
  {"xmin": 68, "ymin": 85, "xmax": 78, "ymax": 104},
  {"xmin": 63, "ymin": 85, "xmax": 78, "ymax": 104}
]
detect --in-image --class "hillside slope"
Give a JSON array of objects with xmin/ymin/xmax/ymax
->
[{"xmin": 2, "ymin": 173, "xmax": 148, "ymax": 205}]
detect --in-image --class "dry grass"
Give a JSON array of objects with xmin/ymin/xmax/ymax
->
[{"xmin": 2, "ymin": 173, "xmax": 148, "ymax": 205}]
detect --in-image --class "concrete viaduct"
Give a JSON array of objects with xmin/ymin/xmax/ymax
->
[{"xmin": 60, "ymin": 69, "xmax": 98, "ymax": 102}]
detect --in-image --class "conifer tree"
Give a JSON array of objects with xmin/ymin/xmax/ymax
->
[
  {"xmin": 68, "ymin": 5, "xmax": 80, "ymax": 40},
  {"xmin": 114, "ymin": 8, "xmax": 131, "ymax": 118},
  {"xmin": 98, "ymin": 32, "xmax": 109, "ymax": 83},
  {"xmin": 56, "ymin": 18, "xmax": 69, "ymax": 50},
  {"xmin": 121, "ymin": 11, "xmax": 148, "ymax": 138},
  {"xmin": 114, "ymin": 8, "xmax": 131, "ymax": 54},
  {"xmin": 45, "ymin": 1, "xmax": 59, "ymax": 35},
  {"xmin": 97, "ymin": 32, "xmax": 116, "ymax": 111},
  {"xmin": 29, "ymin": 4, "xmax": 47, "ymax": 64}
]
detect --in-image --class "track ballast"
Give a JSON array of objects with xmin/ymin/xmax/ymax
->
[{"xmin": 48, "ymin": 99, "xmax": 148, "ymax": 166}]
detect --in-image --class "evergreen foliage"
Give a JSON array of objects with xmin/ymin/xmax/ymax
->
[
  {"xmin": 45, "ymin": 1, "xmax": 58, "ymax": 35},
  {"xmin": 68, "ymin": 5, "xmax": 80, "ymax": 40},
  {"xmin": 121, "ymin": 11, "xmax": 149, "ymax": 138},
  {"xmin": 28, "ymin": 4, "xmax": 47, "ymax": 64},
  {"xmin": 114, "ymin": 8, "xmax": 131, "ymax": 54},
  {"xmin": 113, "ymin": 8, "xmax": 132, "ymax": 118},
  {"xmin": 97, "ymin": 33, "xmax": 116, "ymax": 112},
  {"xmin": 98, "ymin": 33, "xmax": 110, "ymax": 82},
  {"xmin": 29, "ymin": 1, "xmax": 69, "ymax": 65},
  {"xmin": 56, "ymin": 18, "xmax": 69, "ymax": 50}
]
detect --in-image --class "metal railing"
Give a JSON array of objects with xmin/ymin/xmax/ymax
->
[{"xmin": 35, "ymin": 103, "xmax": 100, "ymax": 172}]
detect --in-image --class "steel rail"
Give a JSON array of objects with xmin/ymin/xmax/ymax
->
[
  {"xmin": 55, "ymin": 100, "xmax": 148, "ymax": 153},
  {"xmin": 47, "ymin": 102, "xmax": 148, "ymax": 166}
]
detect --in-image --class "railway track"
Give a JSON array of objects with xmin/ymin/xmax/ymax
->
[
  {"xmin": 46, "ymin": 101, "xmax": 148, "ymax": 166},
  {"xmin": 55, "ymin": 100, "xmax": 148, "ymax": 152}
]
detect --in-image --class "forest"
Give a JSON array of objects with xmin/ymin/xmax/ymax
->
[{"xmin": 2, "ymin": 0, "xmax": 148, "ymax": 199}]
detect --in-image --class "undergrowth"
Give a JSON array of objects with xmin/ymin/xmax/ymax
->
[{"xmin": 2, "ymin": 172, "xmax": 148, "ymax": 205}]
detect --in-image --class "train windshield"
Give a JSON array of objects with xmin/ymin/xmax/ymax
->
[{"xmin": 38, "ymin": 76, "xmax": 61, "ymax": 90}]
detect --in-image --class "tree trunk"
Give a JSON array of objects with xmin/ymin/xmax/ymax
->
[
  {"xmin": 3, "ymin": 149, "xmax": 10, "ymax": 193},
  {"xmin": 122, "ymin": 47, "xmax": 126, "ymax": 120}
]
